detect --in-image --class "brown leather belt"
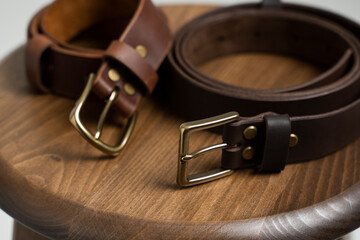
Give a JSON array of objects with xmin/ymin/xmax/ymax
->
[
  {"xmin": 162, "ymin": 0, "xmax": 360, "ymax": 186},
  {"xmin": 26, "ymin": 0, "xmax": 171, "ymax": 155}
]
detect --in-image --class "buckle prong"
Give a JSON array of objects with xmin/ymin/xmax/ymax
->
[
  {"xmin": 69, "ymin": 73, "xmax": 137, "ymax": 156},
  {"xmin": 95, "ymin": 89, "xmax": 118, "ymax": 139},
  {"xmin": 182, "ymin": 142, "xmax": 233, "ymax": 161},
  {"xmin": 177, "ymin": 112, "xmax": 240, "ymax": 187}
]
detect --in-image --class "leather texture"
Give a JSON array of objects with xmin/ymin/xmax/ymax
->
[
  {"xmin": 26, "ymin": 0, "xmax": 171, "ymax": 118},
  {"xmin": 258, "ymin": 114, "xmax": 291, "ymax": 172},
  {"xmin": 161, "ymin": 0, "xmax": 360, "ymax": 172}
]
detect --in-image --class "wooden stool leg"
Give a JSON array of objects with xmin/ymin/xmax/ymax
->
[{"xmin": 13, "ymin": 221, "xmax": 50, "ymax": 240}]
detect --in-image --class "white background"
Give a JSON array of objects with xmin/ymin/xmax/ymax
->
[{"xmin": 0, "ymin": 0, "xmax": 359, "ymax": 239}]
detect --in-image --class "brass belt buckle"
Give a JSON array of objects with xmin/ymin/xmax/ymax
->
[
  {"xmin": 177, "ymin": 112, "xmax": 240, "ymax": 187},
  {"xmin": 69, "ymin": 73, "xmax": 137, "ymax": 156}
]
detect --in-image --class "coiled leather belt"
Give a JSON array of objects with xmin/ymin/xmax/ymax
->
[
  {"xmin": 164, "ymin": 0, "xmax": 360, "ymax": 186},
  {"xmin": 26, "ymin": 0, "xmax": 171, "ymax": 155}
]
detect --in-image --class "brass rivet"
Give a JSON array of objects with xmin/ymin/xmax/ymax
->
[
  {"xmin": 289, "ymin": 134, "xmax": 298, "ymax": 147},
  {"xmin": 124, "ymin": 83, "xmax": 136, "ymax": 96},
  {"xmin": 136, "ymin": 45, "xmax": 147, "ymax": 58},
  {"xmin": 108, "ymin": 69, "xmax": 120, "ymax": 82},
  {"xmin": 243, "ymin": 126, "xmax": 258, "ymax": 140},
  {"xmin": 242, "ymin": 146, "xmax": 255, "ymax": 160}
]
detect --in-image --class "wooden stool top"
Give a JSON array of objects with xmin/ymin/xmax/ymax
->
[{"xmin": 0, "ymin": 5, "xmax": 359, "ymax": 240}]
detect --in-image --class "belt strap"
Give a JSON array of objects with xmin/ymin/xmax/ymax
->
[
  {"xmin": 26, "ymin": 0, "xmax": 171, "ymax": 154},
  {"xmin": 163, "ymin": 1, "xmax": 360, "ymax": 186}
]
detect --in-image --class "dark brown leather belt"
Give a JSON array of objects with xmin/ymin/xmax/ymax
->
[
  {"xmin": 162, "ymin": 0, "xmax": 360, "ymax": 186},
  {"xmin": 26, "ymin": 0, "xmax": 171, "ymax": 155}
]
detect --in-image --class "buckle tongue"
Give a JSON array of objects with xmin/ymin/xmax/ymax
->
[
  {"xmin": 69, "ymin": 73, "xmax": 137, "ymax": 156},
  {"xmin": 177, "ymin": 112, "xmax": 240, "ymax": 187}
]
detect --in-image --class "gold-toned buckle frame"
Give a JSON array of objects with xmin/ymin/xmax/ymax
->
[
  {"xmin": 177, "ymin": 112, "xmax": 240, "ymax": 187},
  {"xmin": 69, "ymin": 73, "xmax": 137, "ymax": 156}
]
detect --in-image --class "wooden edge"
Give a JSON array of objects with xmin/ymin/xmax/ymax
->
[
  {"xmin": 0, "ymin": 150, "xmax": 359, "ymax": 239},
  {"xmin": 13, "ymin": 221, "xmax": 49, "ymax": 240}
]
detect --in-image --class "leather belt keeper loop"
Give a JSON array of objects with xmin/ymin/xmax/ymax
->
[
  {"xmin": 104, "ymin": 40, "xmax": 158, "ymax": 94},
  {"xmin": 258, "ymin": 114, "xmax": 290, "ymax": 172}
]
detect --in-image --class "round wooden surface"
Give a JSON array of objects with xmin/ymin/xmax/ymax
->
[{"xmin": 0, "ymin": 5, "xmax": 360, "ymax": 240}]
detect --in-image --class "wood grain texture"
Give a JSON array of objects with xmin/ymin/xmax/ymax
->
[{"xmin": 0, "ymin": 5, "xmax": 359, "ymax": 240}]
